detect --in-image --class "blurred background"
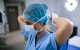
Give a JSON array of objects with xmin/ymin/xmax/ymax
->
[{"xmin": 0, "ymin": 0, "xmax": 80, "ymax": 50}]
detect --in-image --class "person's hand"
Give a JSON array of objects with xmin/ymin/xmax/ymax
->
[
  {"xmin": 48, "ymin": 12, "xmax": 58, "ymax": 25},
  {"xmin": 18, "ymin": 16, "xmax": 25, "ymax": 25},
  {"xmin": 51, "ymin": 13, "xmax": 59, "ymax": 25}
]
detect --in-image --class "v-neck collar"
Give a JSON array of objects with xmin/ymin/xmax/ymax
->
[{"xmin": 35, "ymin": 31, "xmax": 50, "ymax": 48}]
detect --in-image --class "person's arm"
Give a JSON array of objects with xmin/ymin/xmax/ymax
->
[{"xmin": 52, "ymin": 17, "xmax": 73, "ymax": 47}]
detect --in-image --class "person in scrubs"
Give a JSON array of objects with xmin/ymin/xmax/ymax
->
[{"xmin": 18, "ymin": 3, "xmax": 73, "ymax": 50}]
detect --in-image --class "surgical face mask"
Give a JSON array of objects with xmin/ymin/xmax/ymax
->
[
  {"xmin": 21, "ymin": 16, "xmax": 47, "ymax": 36},
  {"xmin": 26, "ymin": 23, "xmax": 45, "ymax": 35}
]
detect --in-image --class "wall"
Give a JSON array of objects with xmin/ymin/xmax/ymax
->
[
  {"xmin": 6, "ymin": 0, "xmax": 24, "ymax": 2},
  {"xmin": 0, "ymin": 0, "xmax": 5, "ymax": 10}
]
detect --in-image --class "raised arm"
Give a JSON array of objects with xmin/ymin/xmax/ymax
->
[{"xmin": 52, "ymin": 17, "xmax": 73, "ymax": 47}]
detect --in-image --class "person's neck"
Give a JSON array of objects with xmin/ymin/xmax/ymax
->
[{"xmin": 36, "ymin": 28, "xmax": 47, "ymax": 41}]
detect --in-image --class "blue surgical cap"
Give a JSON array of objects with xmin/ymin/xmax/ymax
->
[{"xmin": 23, "ymin": 3, "xmax": 48, "ymax": 23}]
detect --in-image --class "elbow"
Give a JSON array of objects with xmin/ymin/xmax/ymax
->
[{"xmin": 66, "ymin": 19, "xmax": 74, "ymax": 35}]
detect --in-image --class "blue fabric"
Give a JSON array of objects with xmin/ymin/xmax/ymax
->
[
  {"xmin": 23, "ymin": 3, "xmax": 48, "ymax": 23},
  {"xmin": 60, "ymin": 41, "xmax": 68, "ymax": 50},
  {"xmin": 25, "ymin": 32, "xmax": 57, "ymax": 50},
  {"xmin": 68, "ymin": 45, "xmax": 80, "ymax": 50}
]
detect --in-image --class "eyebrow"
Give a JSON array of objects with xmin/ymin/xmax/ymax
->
[
  {"xmin": 25, "ymin": 18, "xmax": 38, "ymax": 25},
  {"xmin": 26, "ymin": 20, "xmax": 35, "ymax": 24}
]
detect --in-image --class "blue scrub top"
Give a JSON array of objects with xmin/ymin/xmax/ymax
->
[{"xmin": 25, "ymin": 31, "xmax": 57, "ymax": 50}]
